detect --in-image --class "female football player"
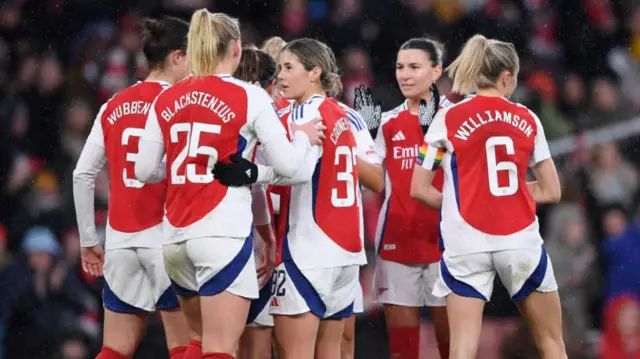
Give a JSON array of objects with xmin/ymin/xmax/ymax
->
[
  {"xmin": 73, "ymin": 16, "xmax": 192, "ymax": 359},
  {"xmin": 361, "ymin": 37, "xmax": 452, "ymax": 359},
  {"xmin": 410, "ymin": 34, "xmax": 565, "ymax": 359},
  {"xmin": 134, "ymin": 10, "xmax": 324, "ymax": 359}
]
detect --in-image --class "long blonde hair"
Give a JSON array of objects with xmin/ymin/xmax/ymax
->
[
  {"xmin": 446, "ymin": 34, "xmax": 519, "ymax": 95},
  {"xmin": 187, "ymin": 9, "xmax": 240, "ymax": 76}
]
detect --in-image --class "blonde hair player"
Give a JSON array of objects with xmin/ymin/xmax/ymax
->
[
  {"xmin": 410, "ymin": 34, "xmax": 566, "ymax": 359},
  {"xmin": 357, "ymin": 37, "xmax": 452, "ymax": 359},
  {"xmin": 133, "ymin": 10, "xmax": 324, "ymax": 359},
  {"xmin": 72, "ymin": 17, "xmax": 192, "ymax": 359}
]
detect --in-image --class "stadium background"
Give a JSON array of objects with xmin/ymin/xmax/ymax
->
[{"xmin": 0, "ymin": 0, "xmax": 638, "ymax": 358}]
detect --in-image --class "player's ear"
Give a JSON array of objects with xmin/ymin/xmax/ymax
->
[
  {"xmin": 431, "ymin": 64, "xmax": 443, "ymax": 83},
  {"xmin": 309, "ymin": 66, "xmax": 322, "ymax": 83},
  {"xmin": 499, "ymin": 70, "xmax": 511, "ymax": 90}
]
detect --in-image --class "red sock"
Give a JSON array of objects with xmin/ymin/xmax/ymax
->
[
  {"xmin": 96, "ymin": 346, "xmax": 130, "ymax": 359},
  {"xmin": 202, "ymin": 353, "xmax": 234, "ymax": 359},
  {"xmin": 169, "ymin": 346, "xmax": 188, "ymax": 359},
  {"xmin": 182, "ymin": 340, "xmax": 202, "ymax": 359},
  {"xmin": 437, "ymin": 336, "xmax": 449, "ymax": 359},
  {"xmin": 388, "ymin": 327, "xmax": 420, "ymax": 359}
]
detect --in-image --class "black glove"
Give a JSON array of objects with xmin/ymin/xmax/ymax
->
[
  {"xmin": 212, "ymin": 154, "xmax": 258, "ymax": 187},
  {"xmin": 354, "ymin": 84, "xmax": 382, "ymax": 132}
]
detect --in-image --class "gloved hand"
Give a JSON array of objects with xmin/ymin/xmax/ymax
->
[
  {"xmin": 354, "ymin": 84, "xmax": 382, "ymax": 131},
  {"xmin": 212, "ymin": 154, "xmax": 258, "ymax": 187},
  {"xmin": 418, "ymin": 98, "xmax": 436, "ymax": 135}
]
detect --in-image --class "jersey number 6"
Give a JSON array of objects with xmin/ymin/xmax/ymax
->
[
  {"xmin": 332, "ymin": 145, "xmax": 358, "ymax": 208},
  {"xmin": 170, "ymin": 122, "xmax": 221, "ymax": 185},
  {"xmin": 485, "ymin": 136, "xmax": 518, "ymax": 197}
]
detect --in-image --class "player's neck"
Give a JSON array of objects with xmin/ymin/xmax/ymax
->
[
  {"xmin": 295, "ymin": 88, "xmax": 326, "ymax": 105},
  {"xmin": 146, "ymin": 70, "xmax": 174, "ymax": 85},
  {"xmin": 407, "ymin": 91, "xmax": 433, "ymax": 115},
  {"xmin": 476, "ymin": 88, "xmax": 504, "ymax": 98}
]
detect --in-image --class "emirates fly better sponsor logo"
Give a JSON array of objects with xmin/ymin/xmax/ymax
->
[{"xmin": 393, "ymin": 144, "xmax": 420, "ymax": 170}]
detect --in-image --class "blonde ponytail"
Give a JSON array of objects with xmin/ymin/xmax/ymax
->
[
  {"xmin": 446, "ymin": 34, "xmax": 519, "ymax": 95},
  {"xmin": 446, "ymin": 35, "xmax": 489, "ymax": 95},
  {"xmin": 187, "ymin": 9, "xmax": 240, "ymax": 76},
  {"xmin": 262, "ymin": 36, "xmax": 287, "ymax": 61}
]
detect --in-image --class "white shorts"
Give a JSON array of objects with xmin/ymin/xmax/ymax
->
[
  {"xmin": 433, "ymin": 245, "xmax": 558, "ymax": 302},
  {"xmin": 269, "ymin": 262, "xmax": 359, "ymax": 319},
  {"xmin": 163, "ymin": 236, "xmax": 259, "ymax": 299},
  {"xmin": 103, "ymin": 248, "xmax": 179, "ymax": 313},
  {"xmin": 374, "ymin": 259, "xmax": 445, "ymax": 307},
  {"xmin": 353, "ymin": 280, "xmax": 364, "ymax": 314},
  {"xmin": 246, "ymin": 280, "xmax": 274, "ymax": 327}
]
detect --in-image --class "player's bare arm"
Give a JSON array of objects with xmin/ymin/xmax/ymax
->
[
  {"xmin": 409, "ymin": 165, "xmax": 443, "ymax": 209},
  {"xmin": 357, "ymin": 158, "xmax": 384, "ymax": 193},
  {"xmin": 527, "ymin": 158, "xmax": 561, "ymax": 203}
]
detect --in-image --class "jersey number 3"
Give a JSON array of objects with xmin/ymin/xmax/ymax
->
[
  {"xmin": 485, "ymin": 136, "xmax": 518, "ymax": 197},
  {"xmin": 332, "ymin": 146, "xmax": 358, "ymax": 207}
]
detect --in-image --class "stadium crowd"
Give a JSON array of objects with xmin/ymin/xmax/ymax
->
[{"xmin": 0, "ymin": 0, "xmax": 639, "ymax": 358}]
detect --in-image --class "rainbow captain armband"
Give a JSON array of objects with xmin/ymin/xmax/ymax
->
[{"xmin": 416, "ymin": 141, "xmax": 444, "ymax": 170}]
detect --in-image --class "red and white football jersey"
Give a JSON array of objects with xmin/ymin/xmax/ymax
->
[
  {"xmin": 268, "ymin": 95, "xmax": 367, "ymax": 270},
  {"xmin": 86, "ymin": 81, "xmax": 169, "ymax": 250},
  {"xmin": 418, "ymin": 95, "xmax": 550, "ymax": 256},
  {"xmin": 374, "ymin": 97, "xmax": 452, "ymax": 264},
  {"xmin": 142, "ymin": 75, "xmax": 286, "ymax": 244}
]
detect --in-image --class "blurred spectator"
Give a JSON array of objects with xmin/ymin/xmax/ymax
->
[
  {"xmin": 588, "ymin": 143, "xmax": 639, "ymax": 210},
  {"xmin": 600, "ymin": 295, "xmax": 640, "ymax": 359},
  {"xmin": 0, "ymin": 227, "xmax": 96, "ymax": 359},
  {"xmin": 601, "ymin": 204, "xmax": 640, "ymax": 301},
  {"xmin": 546, "ymin": 203, "xmax": 598, "ymax": 355}
]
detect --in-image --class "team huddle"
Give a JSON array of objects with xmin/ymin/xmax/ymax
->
[{"xmin": 72, "ymin": 8, "xmax": 568, "ymax": 359}]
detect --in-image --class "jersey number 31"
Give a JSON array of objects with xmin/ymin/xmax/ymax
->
[{"xmin": 485, "ymin": 136, "xmax": 518, "ymax": 197}]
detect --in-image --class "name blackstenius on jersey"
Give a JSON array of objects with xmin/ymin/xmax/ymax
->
[
  {"xmin": 160, "ymin": 91, "xmax": 236, "ymax": 123},
  {"xmin": 454, "ymin": 110, "xmax": 534, "ymax": 141}
]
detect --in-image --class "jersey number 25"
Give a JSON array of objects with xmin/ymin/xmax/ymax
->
[{"xmin": 170, "ymin": 122, "xmax": 220, "ymax": 185}]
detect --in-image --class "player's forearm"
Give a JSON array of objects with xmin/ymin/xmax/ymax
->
[
  {"xmin": 144, "ymin": 156, "xmax": 167, "ymax": 183},
  {"xmin": 357, "ymin": 159, "xmax": 384, "ymax": 193},
  {"xmin": 260, "ymin": 132, "xmax": 311, "ymax": 178},
  {"xmin": 135, "ymin": 140, "xmax": 165, "ymax": 182},
  {"xmin": 526, "ymin": 181, "xmax": 561, "ymax": 204},
  {"xmin": 255, "ymin": 223, "xmax": 276, "ymax": 249},
  {"xmin": 72, "ymin": 144, "xmax": 106, "ymax": 247},
  {"xmin": 251, "ymin": 183, "xmax": 271, "ymax": 226},
  {"xmin": 411, "ymin": 185, "xmax": 443, "ymax": 210},
  {"xmin": 256, "ymin": 145, "xmax": 318, "ymax": 185}
]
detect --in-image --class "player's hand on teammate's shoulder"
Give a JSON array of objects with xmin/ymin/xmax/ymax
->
[
  {"xmin": 291, "ymin": 117, "xmax": 326, "ymax": 146},
  {"xmin": 212, "ymin": 154, "xmax": 258, "ymax": 187},
  {"xmin": 354, "ymin": 84, "xmax": 382, "ymax": 131},
  {"xmin": 80, "ymin": 244, "xmax": 104, "ymax": 277}
]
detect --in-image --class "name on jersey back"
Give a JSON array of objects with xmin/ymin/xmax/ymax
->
[
  {"xmin": 330, "ymin": 117, "xmax": 351, "ymax": 144},
  {"xmin": 454, "ymin": 110, "xmax": 534, "ymax": 141},
  {"xmin": 160, "ymin": 91, "xmax": 236, "ymax": 123},
  {"xmin": 107, "ymin": 101, "xmax": 152, "ymax": 125}
]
